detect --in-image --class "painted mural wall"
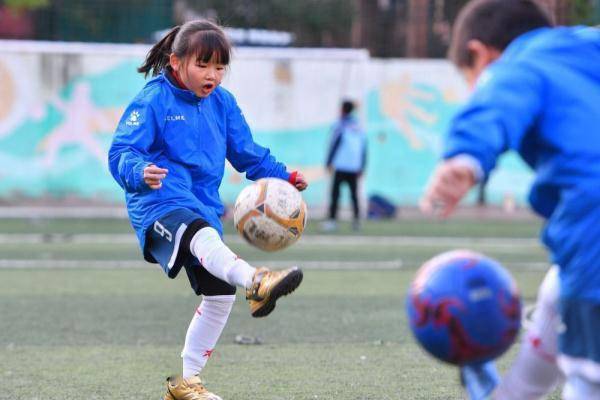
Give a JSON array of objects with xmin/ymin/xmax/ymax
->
[{"xmin": 0, "ymin": 41, "xmax": 532, "ymax": 207}]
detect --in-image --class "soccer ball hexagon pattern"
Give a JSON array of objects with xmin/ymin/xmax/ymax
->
[{"xmin": 233, "ymin": 177, "xmax": 307, "ymax": 252}]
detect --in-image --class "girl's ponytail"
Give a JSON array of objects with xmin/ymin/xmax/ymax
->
[
  {"xmin": 138, "ymin": 20, "xmax": 231, "ymax": 78},
  {"xmin": 138, "ymin": 26, "xmax": 181, "ymax": 77}
]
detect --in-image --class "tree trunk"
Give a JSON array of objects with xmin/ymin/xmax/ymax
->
[{"xmin": 407, "ymin": 0, "xmax": 430, "ymax": 58}]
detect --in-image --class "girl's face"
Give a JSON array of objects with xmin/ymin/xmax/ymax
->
[{"xmin": 170, "ymin": 53, "xmax": 226, "ymax": 98}]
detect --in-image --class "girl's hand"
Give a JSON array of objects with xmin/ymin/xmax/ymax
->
[
  {"xmin": 144, "ymin": 164, "xmax": 168, "ymax": 189},
  {"xmin": 289, "ymin": 171, "xmax": 308, "ymax": 191}
]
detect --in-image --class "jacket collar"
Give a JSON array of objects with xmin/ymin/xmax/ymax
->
[
  {"xmin": 162, "ymin": 70, "xmax": 203, "ymax": 103},
  {"xmin": 501, "ymin": 27, "xmax": 549, "ymax": 60},
  {"xmin": 341, "ymin": 114, "xmax": 357, "ymax": 123}
]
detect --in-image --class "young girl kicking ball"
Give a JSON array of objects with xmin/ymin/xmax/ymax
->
[{"xmin": 109, "ymin": 19, "xmax": 307, "ymax": 400}]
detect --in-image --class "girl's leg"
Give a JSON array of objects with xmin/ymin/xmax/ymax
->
[
  {"xmin": 189, "ymin": 227, "xmax": 303, "ymax": 318},
  {"xmin": 181, "ymin": 294, "xmax": 235, "ymax": 378},
  {"xmin": 189, "ymin": 227, "xmax": 255, "ymax": 288}
]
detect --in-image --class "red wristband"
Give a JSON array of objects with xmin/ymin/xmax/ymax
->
[{"xmin": 288, "ymin": 171, "xmax": 298, "ymax": 185}]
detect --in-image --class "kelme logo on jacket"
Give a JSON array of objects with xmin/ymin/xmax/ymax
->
[
  {"xmin": 166, "ymin": 114, "xmax": 186, "ymax": 122},
  {"xmin": 126, "ymin": 110, "xmax": 141, "ymax": 126}
]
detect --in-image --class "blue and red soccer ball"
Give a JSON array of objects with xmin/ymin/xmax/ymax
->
[{"xmin": 406, "ymin": 250, "xmax": 522, "ymax": 365}]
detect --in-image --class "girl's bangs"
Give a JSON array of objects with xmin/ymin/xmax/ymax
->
[{"xmin": 190, "ymin": 30, "xmax": 231, "ymax": 65}]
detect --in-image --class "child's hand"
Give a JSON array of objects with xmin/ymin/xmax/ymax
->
[
  {"xmin": 289, "ymin": 171, "xmax": 308, "ymax": 191},
  {"xmin": 144, "ymin": 164, "xmax": 168, "ymax": 189},
  {"xmin": 420, "ymin": 160, "xmax": 476, "ymax": 218}
]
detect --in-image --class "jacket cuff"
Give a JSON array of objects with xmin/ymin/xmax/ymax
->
[
  {"xmin": 447, "ymin": 154, "xmax": 484, "ymax": 182},
  {"xmin": 132, "ymin": 161, "xmax": 152, "ymax": 192},
  {"xmin": 287, "ymin": 171, "xmax": 297, "ymax": 185}
]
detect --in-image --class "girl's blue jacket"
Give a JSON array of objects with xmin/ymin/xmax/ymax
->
[{"xmin": 109, "ymin": 72, "xmax": 290, "ymax": 254}]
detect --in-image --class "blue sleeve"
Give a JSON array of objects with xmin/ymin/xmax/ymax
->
[
  {"xmin": 326, "ymin": 125, "xmax": 343, "ymax": 167},
  {"xmin": 108, "ymin": 98, "xmax": 158, "ymax": 193},
  {"xmin": 444, "ymin": 61, "xmax": 544, "ymax": 177},
  {"xmin": 224, "ymin": 92, "xmax": 289, "ymax": 181}
]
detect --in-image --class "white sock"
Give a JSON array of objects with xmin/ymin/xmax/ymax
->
[
  {"xmin": 494, "ymin": 266, "xmax": 564, "ymax": 400},
  {"xmin": 181, "ymin": 295, "xmax": 235, "ymax": 378},
  {"xmin": 190, "ymin": 227, "xmax": 255, "ymax": 288}
]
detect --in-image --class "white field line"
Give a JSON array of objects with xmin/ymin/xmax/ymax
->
[
  {"xmin": 296, "ymin": 235, "xmax": 541, "ymax": 248},
  {"xmin": 0, "ymin": 260, "xmax": 147, "ymax": 268},
  {"xmin": 0, "ymin": 259, "xmax": 403, "ymax": 270},
  {"xmin": 0, "ymin": 233, "xmax": 541, "ymax": 248},
  {"xmin": 0, "ymin": 207, "xmax": 127, "ymax": 218},
  {"xmin": 0, "ymin": 234, "xmax": 138, "ymax": 244},
  {"xmin": 0, "ymin": 259, "xmax": 550, "ymax": 271}
]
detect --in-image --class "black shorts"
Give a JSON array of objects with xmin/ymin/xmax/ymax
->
[{"xmin": 144, "ymin": 208, "xmax": 236, "ymax": 296}]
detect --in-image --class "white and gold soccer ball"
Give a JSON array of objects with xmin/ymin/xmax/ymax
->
[{"xmin": 233, "ymin": 177, "xmax": 307, "ymax": 252}]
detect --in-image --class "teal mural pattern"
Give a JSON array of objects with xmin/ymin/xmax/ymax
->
[{"xmin": 0, "ymin": 50, "xmax": 533, "ymax": 207}]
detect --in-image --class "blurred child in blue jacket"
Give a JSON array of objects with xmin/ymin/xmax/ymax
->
[
  {"xmin": 109, "ymin": 19, "xmax": 307, "ymax": 400},
  {"xmin": 421, "ymin": 1, "xmax": 600, "ymax": 399},
  {"xmin": 323, "ymin": 100, "xmax": 367, "ymax": 231}
]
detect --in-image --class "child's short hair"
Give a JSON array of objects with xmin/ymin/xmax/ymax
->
[
  {"xmin": 448, "ymin": 0, "xmax": 554, "ymax": 68},
  {"xmin": 342, "ymin": 100, "xmax": 355, "ymax": 116},
  {"xmin": 139, "ymin": 19, "xmax": 231, "ymax": 77}
]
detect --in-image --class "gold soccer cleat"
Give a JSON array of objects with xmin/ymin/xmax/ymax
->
[
  {"xmin": 164, "ymin": 375, "xmax": 222, "ymax": 400},
  {"xmin": 246, "ymin": 266, "xmax": 303, "ymax": 317}
]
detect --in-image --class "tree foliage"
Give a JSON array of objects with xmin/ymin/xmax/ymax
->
[
  {"xmin": 5, "ymin": 0, "xmax": 49, "ymax": 10},
  {"xmin": 571, "ymin": 0, "xmax": 600, "ymax": 24},
  {"xmin": 185, "ymin": 0, "xmax": 356, "ymax": 46}
]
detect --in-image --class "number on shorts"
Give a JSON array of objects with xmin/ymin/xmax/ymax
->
[{"xmin": 153, "ymin": 221, "xmax": 173, "ymax": 242}]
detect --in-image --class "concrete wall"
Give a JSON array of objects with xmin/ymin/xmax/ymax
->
[{"xmin": 0, "ymin": 40, "xmax": 532, "ymax": 207}]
